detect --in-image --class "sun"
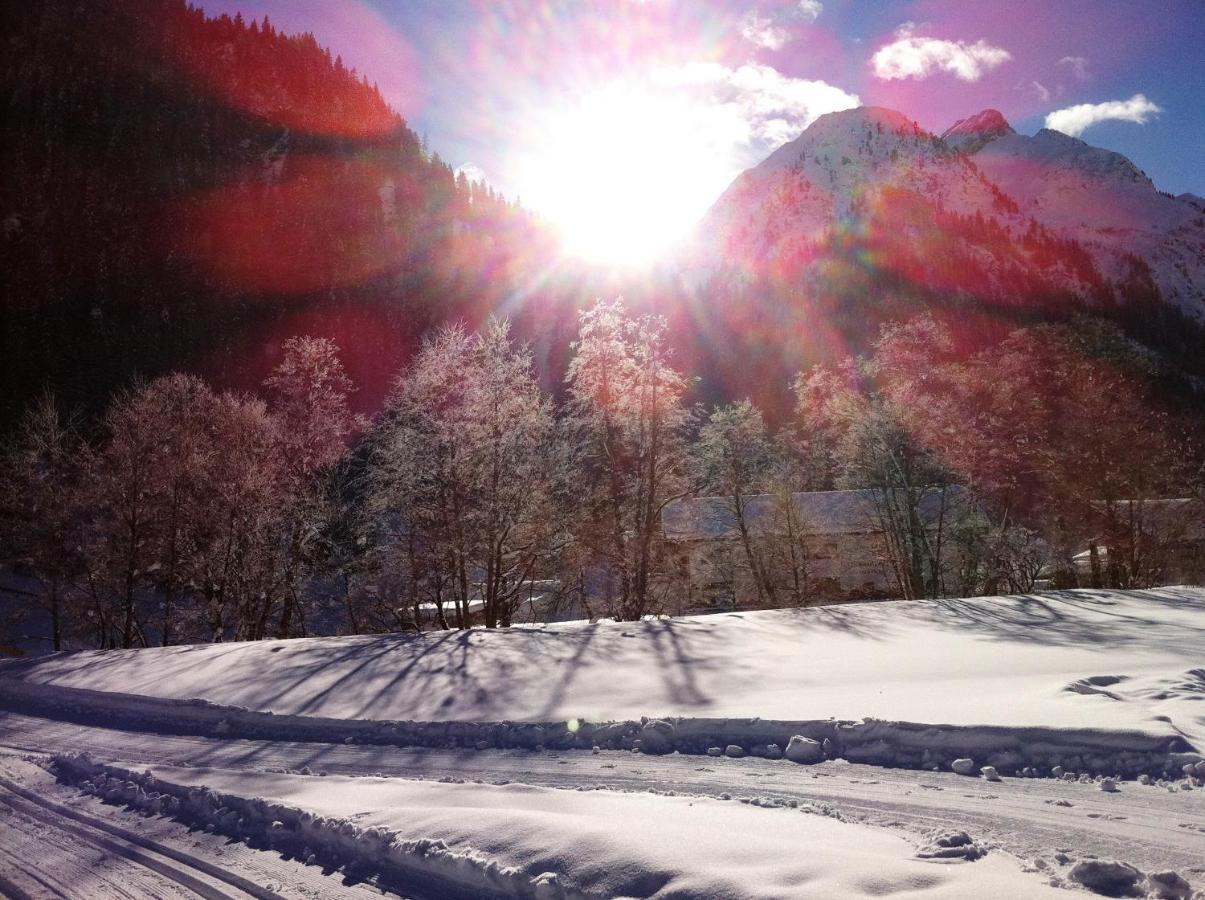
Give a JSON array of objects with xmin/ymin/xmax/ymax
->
[{"xmin": 511, "ymin": 82, "xmax": 735, "ymax": 267}]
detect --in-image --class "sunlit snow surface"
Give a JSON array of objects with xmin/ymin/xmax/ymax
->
[
  {"xmin": 4, "ymin": 588, "xmax": 1202, "ymax": 747},
  {"xmin": 84, "ymin": 763, "xmax": 1071, "ymax": 899}
]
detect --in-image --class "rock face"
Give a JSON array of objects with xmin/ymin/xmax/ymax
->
[{"xmin": 785, "ymin": 736, "xmax": 825, "ymax": 764}]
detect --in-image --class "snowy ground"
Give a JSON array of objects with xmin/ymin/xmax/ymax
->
[
  {"xmin": 4, "ymin": 587, "xmax": 1201, "ymax": 740},
  {"xmin": 2, "ymin": 588, "xmax": 1202, "ymax": 771},
  {"xmin": 1, "ymin": 587, "xmax": 1203, "ymax": 897}
]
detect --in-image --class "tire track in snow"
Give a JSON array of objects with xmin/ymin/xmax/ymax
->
[
  {"xmin": 4, "ymin": 710, "xmax": 1203, "ymax": 879},
  {"xmin": 0, "ymin": 775, "xmax": 275, "ymax": 899}
]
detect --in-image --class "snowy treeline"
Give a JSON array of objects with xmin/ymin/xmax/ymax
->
[{"xmin": 1, "ymin": 302, "xmax": 1201, "ymax": 649}]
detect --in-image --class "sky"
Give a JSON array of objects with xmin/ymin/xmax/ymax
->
[{"xmin": 197, "ymin": 0, "xmax": 1204, "ymax": 260}]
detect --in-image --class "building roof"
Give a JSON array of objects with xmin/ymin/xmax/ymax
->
[{"xmin": 662, "ymin": 487, "xmax": 968, "ymax": 541}]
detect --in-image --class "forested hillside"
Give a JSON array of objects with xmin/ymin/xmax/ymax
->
[{"xmin": 0, "ymin": 0, "xmax": 562, "ymax": 426}]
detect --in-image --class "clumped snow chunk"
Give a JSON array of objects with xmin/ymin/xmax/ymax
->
[
  {"xmin": 639, "ymin": 719, "xmax": 675, "ymax": 754},
  {"xmin": 724, "ymin": 744, "xmax": 745, "ymax": 758},
  {"xmin": 980, "ymin": 765, "xmax": 1001, "ymax": 782},
  {"xmin": 785, "ymin": 735, "xmax": 824, "ymax": 764},
  {"xmin": 1147, "ymin": 870, "xmax": 1193, "ymax": 900},
  {"xmin": 916, "ymin": 830, "xmax": 987, "ymax": 861},
  {"xmin": 1068, "ymin": 859, "xmax": 1144, "ymax": 897},
  {"xmin": 951, "ymin": 758, "xmax": 976, "ymax": 776}
]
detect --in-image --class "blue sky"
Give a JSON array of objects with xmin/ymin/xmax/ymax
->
[{"xmin": 198, "ymin": 0, "xmax": 1204, "ymax": 202}]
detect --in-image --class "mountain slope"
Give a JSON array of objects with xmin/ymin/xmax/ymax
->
[
  {"xmin": 940, "ymin": 108, "xmax": 1015, "ymax": 154},
  {"xmin": 0, "ymin": 0, "xmax": 561, "ymax": 427},
  {"xmin": 682, "ymin": 105, "xmax": 1203, "ymax": 408},
  {"xmin": 966, "ymin": 126, "xmax": 1205, "ymax": 314}
]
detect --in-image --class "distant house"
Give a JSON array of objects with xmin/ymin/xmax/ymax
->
[
  {"xmin": 407, "ymin": 580, "xmax": 578, "ymax": 628},
  {"xmin": 662, "ymin": 487, "xmax": 969, "ymax": 610},
  {"xmin": 1072, "ymin": 498, "xmax": 1205, "ymax": 587}
]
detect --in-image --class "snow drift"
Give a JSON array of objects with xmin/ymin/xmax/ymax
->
[{"xmin": 53, "ymin": 754, "xmax": 1074, "ymax": 899}]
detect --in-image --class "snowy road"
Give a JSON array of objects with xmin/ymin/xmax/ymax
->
[
  {"xmin": 0, "ymin": 752, "xmax": 389, "ymax": 900},
  {"xmin": 3, "ymin": 710, "xmax": 1203, "ymax": 880}
]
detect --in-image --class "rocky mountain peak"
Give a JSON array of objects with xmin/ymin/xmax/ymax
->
[{"xmin": 940, "ymin": 109, "xmax": 1014, "ymax": 153}]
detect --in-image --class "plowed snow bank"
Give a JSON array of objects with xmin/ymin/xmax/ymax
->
[{"xmin": 54, "ymin": 755, "xmax": 1072, "ymax": 899}]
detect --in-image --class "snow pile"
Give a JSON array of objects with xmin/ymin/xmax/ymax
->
[
  {"xmin": 1067, "ymin": 859, "xmax": 1143, "ymax": 896},
  {"xmin": 54, "ymin": 754, "xmax": 1073, "ymax": 899}
]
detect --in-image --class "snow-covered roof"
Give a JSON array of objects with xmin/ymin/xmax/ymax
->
[{"xmin": 662, "ymin": 487, "xmax": 967, "ymax": 542}]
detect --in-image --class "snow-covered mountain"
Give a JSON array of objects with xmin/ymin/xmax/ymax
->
[
  {"xmin": 692, "ymin": 106, "xmax": 1203, "ymax": 322},
  {"xmin": 967, "ymin": 124, "xmax": 1205, "ymax": 313},
  {"xmin": 940, "ymin": 108, "xmax": 1015, "ymax": 154}
]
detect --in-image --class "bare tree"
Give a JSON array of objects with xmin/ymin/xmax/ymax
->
[
  {"xmin": 695, "ymin": 400, "xmax": 780, "ymax": 605},
  {"xmin": 264, "ymin": 336, "xmax": 362, "ymax": 637},
  {"xmin": 371, "ymin": 319, "xmax": 561, "ymax": 629},
  {"xmin": 0, "ymin": 392, "xmax": 87, "ymax": 650},
  {"xmin": 567, "ymin": 299, "xmax": 692, "ymax": 620}
]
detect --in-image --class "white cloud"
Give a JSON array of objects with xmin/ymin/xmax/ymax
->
[
  {"xmin": 798, "ymin": 0, "xmax": 823, "ymax": 23},
  {"xmin": 454, "ymin": 162, "xmax": 487, "ymax": 184},
  {"xmin": 1044, "ymin": 94, "xmax": 1161, "ymax": 137},
  {"xmin": 871, "ymin": 25, "xmax": 1011, "ymax": 81},
  {"xmin": 741, "ymin": 13, "xmax": 788, "ymax": 50},
  {"xmin": 1059, "ymin": 55, "xmax": 1089, "ymax": 80},
  {"xmin": 1031, "ymin": 80, "xmax": 1051, "ymax": 102},
  {"xmin": 658, "ymin": 62, "xmax": 860, "ymax": 150}
]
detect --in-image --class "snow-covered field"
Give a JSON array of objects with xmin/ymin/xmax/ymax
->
[
  {"xmin": 2, "ymin": 587, "xmax": 1203, "ymax": 898},
  {"xmin": 3, "ymin": 588, "xmax": 1202, "ymax": 757}
]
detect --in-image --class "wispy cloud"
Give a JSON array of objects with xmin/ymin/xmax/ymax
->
[
  {"xmin": 740, "ymin": 2, "xmax": 823, "ymax": 49},
  {"xmin": 798, "ymin": 0, "xmax": 823, "ymax": 23},
  {"xmin": 1058, "ymin": 55, "xmax": 1089, "ymax": 80},
  {"xmin": 871, "ymin": 24, "xmax": 1010, "ymax": 82},
  {"xmin": 659, "ymin": 62, "xmax": 860, "ymax": 150},
  {"xmin": 741, "ymin": 13, "xmax": 789, "ymax": 50},
  {"xmin": 1044, "ymin": 94, "xmax": 1161, "ymax": 137}
]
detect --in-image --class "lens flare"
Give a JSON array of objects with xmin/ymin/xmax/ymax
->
[{"xmin": 510, "ymin": 81, "xmax": 737, "ymax": 267}]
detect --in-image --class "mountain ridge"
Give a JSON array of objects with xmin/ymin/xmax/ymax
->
[{"xmin": 694, "ymin": 104, "xmax": 1203, "ymax": 322}]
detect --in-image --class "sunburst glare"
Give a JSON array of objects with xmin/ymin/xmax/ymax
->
[{"xmin": 511, "ymin": 81, "xmax": 737, "ymax": 266}]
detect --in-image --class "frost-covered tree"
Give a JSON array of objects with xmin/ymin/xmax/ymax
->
[
  {"xmin": 695, "ymin": 400, "xmax": 780, "ymax": 605},
  {"xmin": 0, "ymin": 392, "xmax": 87, "ymax": 650},
  {"xmin": 84, "ymin": 375, "xmax": 223, "ymax": 646},
  {"xmin": 141, "ymin": 375, "xmax": 221, "ymax": 645},
  {"xmin": 264, "ymin": 336, "xmax": 362, "ymax": 637},
  {"xmin": 567, "ymin": 299, "xmax": 692, "ymax": 620},
  {"xmin": 793, "ymin": 318, "xmax": 960, "ymax": 601},
  {"xmin": 372, "ymin": 319, "xmax": 560, "ymax": 629},
  {"xmin": 194, "ymin": 392, "xmax": 283, "ymax": 641}
]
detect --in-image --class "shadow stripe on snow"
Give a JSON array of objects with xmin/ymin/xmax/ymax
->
[{"xmin": 3, "ymin": 677, "xmax": 1197, "ymax": 778}]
